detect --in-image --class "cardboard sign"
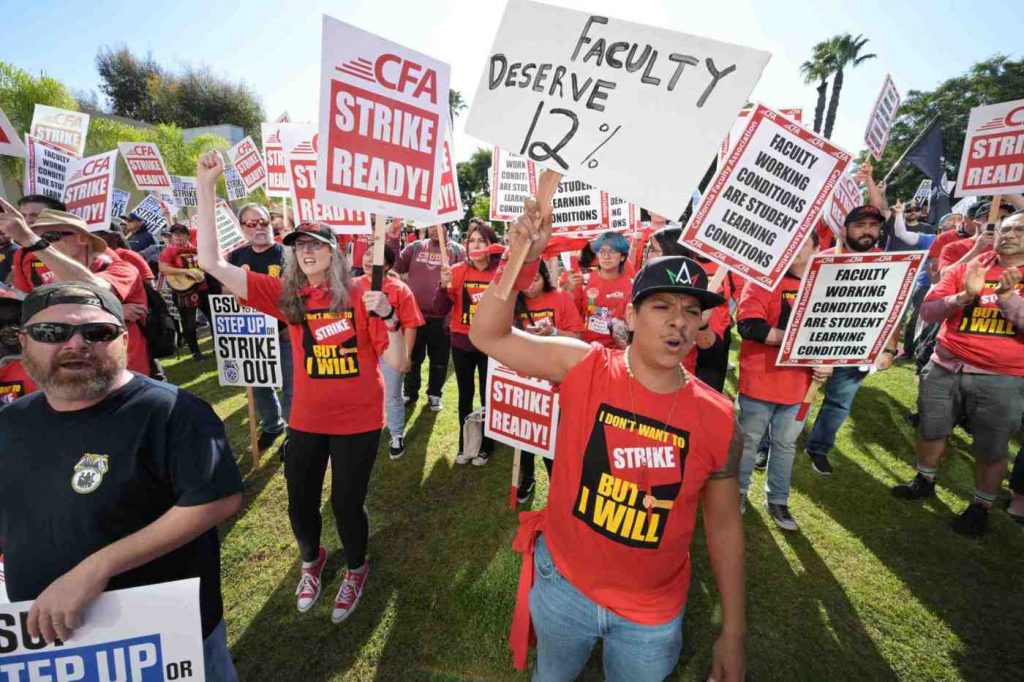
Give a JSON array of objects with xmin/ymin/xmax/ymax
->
[
  {"xmin": 210, "ymin": 294, "xmax": 282, "ymax": 388},
  {"xmin": 0, "ymin": 107, "xmax": 26, "ymax": 158},
  {"xmin": 227, "ymin": 135, "xmax": 267, "ymax": 193},
  {"xmin": 63, "ymin": 150, "xmax": 118, "ymax": 228},
  {"xmin": 111, "ymin": 188, "xmax": 131, "ymax": 217},
  {"xmin": 29, "ymin": 104, "xmax": 89, "ymax": 156},
  {"xmin": 720, "ymin": 106, "xmax": 802, "ymax": 165},
  {"xmin": 0, "ymin": 579, "xmax": 204, "ymax": 681},
  {"xmin": 911, "ymin": 179, "xmax": 932, "ymax": 204},
  {"xmin": 466, "ymin": 0, "xmax": 769, "ymax": 218},
  {"xmin": 171, "ymin": 175, "xmax": 199, "ymax": 207},
  {"xmin": 283, "ymin": 125, "xmax": 371, "ymax": 234},
  {"xmin": 215, "ymin": 199, "xmax": 247, "ymax": 254},
  {"xmin": 681, "ymin": 105, "xmax": 853, "ymax": 290},
  {"xmin": 118, "ymin": 142, "xmax": 172, "ymax": 191},
  {"xmin": 490, "ymin": 146, "xmax": 539, "ymax": 221},
  {"xmin": 223, "ymin": 164, "xmax": 249, "ymax": 201},
  {"xmin": 484, "ymin": 358, "xmax": 560, "ymax": 458},
  {"xmin": 131, "ymin": 195, "xmax": 170, "ymax": 235},
  {"xmin": 955, "ymin": 98, "xmax": 1024, "ymax": 197},
  {"xmin": 316, "ymin": 15, "xmax": 451, "ymax": 222},
  {"xmin": 778, "ymin": 251, "xmax": 925, "ymax": 366},
  {"xmin": 23, "ymin": 135, "xmax": 77, "ymax": 200},
  {"xmin": 823, "ymin": 172, "xmax": 862, "ymax": 235},
  {"xmin": 433, "ymin": 126, "xmax": 464, "ymax": 222},
  {"xmin": 260, "ymin": 122, "xmax": 290, "ymax": 197},
  {"xmin": 864, "ymin": 74, "xmax": 901, "ymax": 161}
]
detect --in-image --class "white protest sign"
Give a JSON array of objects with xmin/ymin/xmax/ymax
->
[
  {"xmin": 955, "ymin": 98, "xmax": 1024, "ymax": 197},
  {"xmin": 260, "ymin": 122, "xmax": 290, "ymax": 198},
  {"xmin": 316, "ymin": 15, "xmax": 451, "ymax": 222},
  {"xmin": 864, "ymin": 74, "xmax": 901, "ymax": 161},
  {"xmin": 681, "ymin": 105, "xmax": 853, "ymax": 290},
  {"xmin": 489, "ymin": 147, "xmax": 539, "ymax": 221},
  {"xmin": 29, "ymin": 104, "xmax": 89, "ymax": 156},
  {"xmin": 63, "ymin": 150, "xmax": 118, "ymax": 229},
  {"xmin": 606, "ymin": 194, "xmax": 639, "ymax": 233},
  {"xmin": 111, "ymin": 188, "xmax": 131, "ymax": 217},
  {"xmin": 23, "ymin": 135, "xmax": 76, "ymax": 200},
  {"xmin": 720, "ymin": 106, "xmax": 802, "ymax": 165},
  {"xmin": 223, "ymin": 164, "xmax": 249, "ymax": 201},
  {"xmin": 823, "ymin": 172, "xmax": 862, "ymax": 235},
  {"xmin": 0, "ymin": 579, "xmax": 205, "ymax": 681},
  {"xmin": 283, "ymin": 125, "xmax": 371, "ymax": 234},
  {"xmin": 950, "ymin": 194, "xmax": 979, "ymax": 216},
  {"xmin": 550, "ymin": 177, "xmax": 606, "ymax": 232},
  {"xmin": 432, "ymin": 125, "xmax": 464, "ymax": 222},
  {"xmin": 171, "ymin": 175, "xmax": 199, "ymax": 207},
  {"xmin": 484, "ymin": 358, "xmax": 560, "ymax": 458},
  {"xmin": 467, "ymin": 0, "xmax": 770, "ymax": 218},
  {"xmin": 227, "ymin": 135, "xmax": 267, "ymax": 193},
  {"xmin": 912, "ymin": 179, "xmax": 932, "ymax": 204},
  {"xmin": 0, "ymin": 107, "xmax": 26, "ymax": 158},
  {"xmin": 215, "ymin": 199, "xmax": 246, "ymax": 254},
  {"xmin": 118, "ymin": 142, "xmax": 173, "ymax": 192},
  {"xmin": 131, "ymin": 194, "xmax": 170, "ymax": 235},
  {"xmin": 778, "ymin": 251, "xmax": 924, "ymax": 367},
  {"xmin": 210, "ymin": 294, "xmax": 282, "ymax": 388}
]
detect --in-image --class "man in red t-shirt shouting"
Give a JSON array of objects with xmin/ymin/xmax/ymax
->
[
  {"xmin": 892, "ymin": 209, "xmax": 1024, "ymax": 537},
  {"xmin": 471, "ymin": 199, "xmax": 745, "ymax": 681}
]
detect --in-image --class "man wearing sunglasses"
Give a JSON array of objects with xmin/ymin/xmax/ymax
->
[
  {"xmin": 893, "ymin": 210, "xmax": 1024, "ymax": 537},
  {"xmin": 0, "ymin": 281, "xmax": 244, "ymax": 679}
]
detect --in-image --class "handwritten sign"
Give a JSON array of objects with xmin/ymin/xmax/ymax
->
[
  {"xmin": 864, "ymin": 74, "xmax": 901, "ymax": 161},
  {"xmin": 30, "ymin": 104, "xmax": 89, "ymax": 156},
  {"xmin": 118, "ymin": 142, "xmax": 172, "ymax": 192},
  {"xmin": 210, "ymin": 294, "xmax": 282, "ymax": 388},
  {"xmin": 955, "ymin": 98, "xmax": 1024, "ymax": 197},
  {"xmin": 227, "ymin": 135, "xmax": 267, "ymax": 193},
  {"xmin": 484, "ymin": 358, "xmax": 560, "ymax": 458}
]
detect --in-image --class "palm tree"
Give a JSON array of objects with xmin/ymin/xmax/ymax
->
[
  {"xmin": 449, "ymin": 89, "xmax": 467, "ymax": 121},
  {"xmin": 822, "ymin": 34, "xmax": 877, "ymax": 139},
  {"xmin": 800, "ymin": 43, "xmax": 833, "ymax": 134}
]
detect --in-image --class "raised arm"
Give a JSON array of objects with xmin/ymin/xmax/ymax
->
[
  {"xmin": 890, "ymin": 201, "xmax": 922, "ymax": 247},
  {"xmin": 195, "ymin": 151, "xmax": 248, "ymax": 298}
]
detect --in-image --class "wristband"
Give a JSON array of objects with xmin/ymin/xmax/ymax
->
[
  {"xmin": 495, "ymin": 254, "xmax": 542, "ymax": 292},
  {"xmin": 21, "ymin": 238, "xmax": 50, "ymax": 253}
]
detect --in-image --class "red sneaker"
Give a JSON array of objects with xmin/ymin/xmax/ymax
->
[
  {"xmin": 331, "ymin": 562, "xmax": 369, "ymax": 623},
  {"xmin": 295, "ymin": 546, "xmax": 327, "ymax": 613}
]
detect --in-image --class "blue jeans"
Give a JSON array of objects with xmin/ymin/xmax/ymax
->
[
  {"xmin": 380, "ymin": 358, "xmax": 405, "ymax": 439},
  {"xmin": 203, "ymin": 619, "xmax": 239, "ymax": 681},
  {"xmin": 738, "ymin": 395, "xmax": 802, "ymax": 505},
  {"xmin": 529, "ymin": 534, "xmax": 683, "ymax": 682},
  {"xmin": 806, "ymin": 366, "xmax": 868, "ymax": 457},
  {"xmin": 251, "ymin": 335, "xmax": 293, "ymax": 433}
]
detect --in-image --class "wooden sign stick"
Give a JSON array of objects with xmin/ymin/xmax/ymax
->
[
  {"xmin": 987, "ymin": 194, "xmax": 1004, "ymax": 228},
  {"xmin": 246, "ymin": 387, "xmax": 260, "ymax": 467},
  {"xmin": 508, "ymin": 448, "xmax": 523, "ymax": 509},
  {"xmin": 436, "ymin": 223, "xmax": 450, "ymax": 269},
  {"xmin": 701, "ymin": 267, "xmax": 729, "ymax": 325},
  {"xmin": 371, "ymin": 214, "xmax": 387, "ymax": 292},
  {"xmin": 495, "ymin": 170, "xmax": 563, "ymax": 301}
]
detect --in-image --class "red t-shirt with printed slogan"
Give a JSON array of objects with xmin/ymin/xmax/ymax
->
[
  {"xmin": 353, "ymin": 274, "xmax": 425, "ymax": 330},
  {"xmin": 519, "ymin": 290, "xmax": 584, "ymax": 334},
  {"xmin": 0, "ymin": 361, "xmax": 36, "ymax": 406},
  {"xmin": 926, "ymin": 252, "xmax": 1024, "ymax": 376},
  {"xmin": 573, "ymin": 272, "xmax": 632, "ymax": 347},
  {"xmin": 682, "ymin": 304, "xmax": 732, "ymax": 374},
  {"xmin": 444, "ymin": 261, "xmax": 496, "ymax": 336},
  {"xmin": 242, "ymin": 271, "xmax": 390, "ymax": 434},
  {"xmin": 737, "ymin": 273, "xmax": 812, "ymax": 404}
]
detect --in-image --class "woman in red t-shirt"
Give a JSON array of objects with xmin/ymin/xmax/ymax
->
[
  {"xmin": 435, "ymin": 219, "xmax": 500, "ymax": 465},
  {"xmin": 566, "ymin": 232, "xmax": 633, "ymax": 348},
  {"xmin": 192, "ymin": 152, "xmax": 408, "ymax": 624}
]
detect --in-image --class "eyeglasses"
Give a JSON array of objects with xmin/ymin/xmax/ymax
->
[
  {"xmin": 596, "ymin": 248, "xmax": 620, "ymax": 257},
  {"xmin": 997, "ymin": 224, "xmax": 1024, "ymax": 235},
  {"xmin": 292, "ymin": 239, "xmax": 328, "ymax": 252},
  {"xmin": 24, "ymin": 322, "xmax": 124, "ymax": 344},
  {"xmin": 242, "ymin": 219, "xmax": 270, "ymax": 228},
  {"xmin": 42, "ymin": 230, "xmax": 75, "ymax": 242}
]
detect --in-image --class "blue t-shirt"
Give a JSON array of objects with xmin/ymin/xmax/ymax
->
[{"xmin": 913, "ymin": 233, "xmax": 937, "ymax": 287}]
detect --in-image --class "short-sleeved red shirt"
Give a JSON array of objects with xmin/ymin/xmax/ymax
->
[
  {"xmin": 444, "ymin": 261, "xmax": 497, "ymax": 336},
  {"xmin": 928, "ymin": 229, "xmax": 963, "ymax": 260},
  {"xmin": 116, "ymin": 248, "xmax": 154, "ymax": 282},
  {"xmin": 519, "ymin": 290, "xmax": 584, "ymax": 334},
  {"xmin": 160, "ymin": 245, "xmax": 207, "ymax": 292},
  {"xmin": 939, "ymin": 236, "xmax": 990, "ymax": 273},
  {"xmin": 0, "ymin": 361, "xmax": 36, "ymax": 405},
  {"xmin": 352, "ymin": 274, "xmax": 424, "ymax": 330},
  {"xmin": 573, "ymin": 271, "xmax": 632, "ymax": 347}
]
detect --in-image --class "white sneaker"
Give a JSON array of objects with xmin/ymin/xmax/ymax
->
[
  {"xmin": 472, "ymin": 451, "xmax": 492, "ymax": 467},
  {"xmin": 455, "ymin": 451, "xmax": 475, "ymax": 465},
  {"xmin": 427, "ymin": 395, "xmax": 443, "ymax": 411}
]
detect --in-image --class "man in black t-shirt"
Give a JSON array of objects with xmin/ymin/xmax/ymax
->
[{"xmin": 0, "ymin": 281, "xmax": 244, "ymax": 680}]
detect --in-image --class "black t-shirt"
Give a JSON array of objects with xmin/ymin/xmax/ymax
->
[
  {"xmin": 126, "ymin": 229, "xmax": 157, "ymax": 252},
  {"xmin": 0, "ymin": 375, "xmax": 243, "ymax": 637},
  {"xmin": 0, "ymin": 242, "xmax": 17, "ymax": 283},
  {"xmin": 229, "ymin": 244, "xmax": 286, "ymax": 331}
]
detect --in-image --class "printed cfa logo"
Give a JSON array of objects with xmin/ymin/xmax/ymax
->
[
  {"xmin": 45, "ymin": 113, "xmax": 84, "ymax": 128},
  {"xmin": 372, "ymin": 54, "xmax": 439, "ymax": 104},
  {"xmin": 71, "ymin": 453, "xmax": 109, "ymax": 494},
  {"xmin": 127, "ymin": 145, "xmax": 157, "ymax": 157},
  {"xmin": 979, "ymin": 106, "xmax": 1024, "ymax": 132}
]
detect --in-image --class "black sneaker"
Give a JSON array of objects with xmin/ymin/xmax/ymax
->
[
  {"xmin": 257, "ymin": 430, "xmax": 282, "ymax": 452},
  {"xmin": 890, "ymin": 473, "xmax": 936, "ymax": 500},
  {"xmin": 278, "ymin": 437, "xmax": 289, "ymax": 462},
  {"xmin": 764, "ymin": 501, "xmax": 799, "ymax": 531},
  {"xmin": 754, "ymin": 447, "xmax": 770, "ymax": 471},
  {"xmin": 403, "ymin": 394, "xmax": 416, "ymax": 407},
  {"xmin": 950, "ymin": 502, "xmax": 989, "ymax": 538},
  {"xmin": 191, "ymin": 352, "xmax": 206, "ymax": 362},
  {"xmin": 809, "ymin": 453, "xmax": 832, "ymax": 476},
  {"xmin": 389, "ymin": 436, "xmax": 405, "ymax": 460},
  {"xmin": 516, "ymin": 479, "xmax": 536, "ymax": 504}
]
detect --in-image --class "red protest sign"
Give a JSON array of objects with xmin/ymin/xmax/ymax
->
[
  {"xmin": 955, "ymin": 98, "xmax": 1024, "ymax": 197},
  {"xmin": 433, "ymin": 126, "xmax": 464, "ymax": 222},
  {"xmin": 777, "ymin": 252, "xmax": 924, "ymax": 367},
  {"xmin": 261, "ymin": 122, "xmax": 290, "ymax": 198},
  {"xmin": 0, "ymin": 107, "xmax": 26, "ymax": 158},
  {"xmin": 316, "ymin": 15, "xmax": 451, "ymax": 222},
  {"xmin": 484, "ymin": 358, "xmax": 560, "ymax": 458},
  {"xmin": 227, "ymin": 136, "xmax": 267, "ymax": 193},
  {"xmin": 681, "ymin": 105, "xmax": 853, "ymax": 290},
  {"xmin": 823, "ymin": 173, "xmax": 863, "ymax": 235},
  {"xmin": 63, "ymin": 150, "xmax": 118, "ymax": 228},
  {"xmin": 286, "ymin": 133, "xmax": 370, "ymax": 234},
  {"xmin": 864, "ymin": 74, "xmax": 901, "ymax": 161},
  {"xmin": 118, "ymin": 142, "xmax": 172, "ymax": 191}
]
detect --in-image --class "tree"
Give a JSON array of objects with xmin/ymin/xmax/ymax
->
[
  {"xmin": 95, "ymin": 48, "xmax": 161, "ymax": 121},
  {"xmin": 800, "ymin": 43, "xmax": 833, "ymax": 134},
  {"xmin": 449, "ymin": 89, "xmax": 467, "ymax": 121},
  {"xmin": 821, "ymin": 34, "xmax": 876, "ymax": 139},
  {"xmin": 456, "ymin": 147, "xmax": 491, "ymax": 210}
]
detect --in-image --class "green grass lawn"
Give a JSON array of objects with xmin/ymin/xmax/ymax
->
[{"xmin": 166, "ymin": 336, "xmax": 1022, "ymax": 681}]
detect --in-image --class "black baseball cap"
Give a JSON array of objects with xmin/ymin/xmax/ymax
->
[
  {"xmin": 21, "ymin": 281, "xmax": 125, "ymax": 326},
  {"xmin": 844, "ymin": 205, "xmax": 885, "ymax": 227},
  {"xmin": 169, "ymin": 223, "xmax": 190, "ymax": 234},
  {"xmin": 282, "ymin": 223, "xmax": 338, "ymax": 247},
  {"xmin": 631, "ymin": 256, "xmax": 726, "ymax": 311},
  {"xmin": 126, "ymin": 212, "xmax": 144, "ymax": 222},
  {"xmin": 967, "ymin": 200, "xmax": 1015, "ymax": 220}
]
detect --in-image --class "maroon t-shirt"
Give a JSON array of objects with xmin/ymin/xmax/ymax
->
[{"xmin": 394, "ymin": 239, "xmax": 464, "ymax": 318}]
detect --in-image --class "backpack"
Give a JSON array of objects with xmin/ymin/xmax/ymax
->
[{"xmin": 142, "ymin": 282, "xmax": 178, "ymax": 358}]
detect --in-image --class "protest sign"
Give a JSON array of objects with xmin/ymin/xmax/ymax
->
[
  {"xmin": 23, "ymin": 135, "xmax": 76, "ymax": 200},
  {"xmin": 29, "ymin": 104, "xmax": 89, "ymax": 156},
  {"xmin": 118, "ymin": 142, "xmax": 172, "ymax": 192},
  {"xmin": 131, "ymin": 194, "xmax": 170, "ymax": 235},
  {"xmin": 950, "ymin": 194, "xmax": 978, "ymax": 216},
  {"xmin": 484, "ymin": 358, "xmax": 560, "ymax": 458},
  {"xmin": 210, "ymin": 294, "xmax": 282, "ymax": 388},
  {"xmin": 778, "ymin": 251, "xmax": 924, "ymax": 367},
  {"xmin": 466, "ymin": 0, "xmax": 769, "ymax": 218},
  {"xmin": 720, "ymin": 106, "xmax": 802, "ymax": 165},
  {"xmin": 955, "ymin": 98, "xmax": 1024, "ymax": 197},
  {"xmin": 550, "ymin": 177, "xmax": 606, "ymax": 232},
  {"xmin": 864, "ymin": 74, "xmax": 901, "ymax": 161},
  {"xmin": 316, "ymin": 15, "xmax": 451, "ymax": 222},
  {"xmin": 606, "ymin": 194, "xmax": 639, "ymax": 233},
  {"xmin": 171, "ymin": 175, "xmax": 199, "ymax": 207},
  {"xmin": 227, "ymin": 135, "xmax": 267, "ymax": 193},
  {"xmin": 284, "ymin": 127, "xmax": 371, "ymax": 234},
  {"xmin": 215, "ymin": 199, "xmax": 247, "ymax": 254},
  {"xmin": 224, "ymin": 164, "xmax": 249, "ymax": 201},
  {"xmin": 260, "ymin": 122, "xmax": 290, "ymax": 198},
  {"xmin": 63, "ymin": 150, "xmax": 118, "ymax": 228},
  {"xmin": 0, "ymin": 107, "xmax": 25, "ymax": 158},
  {"xmin": 823, "ymin": 172, "xmax": 862, "ymax": 235},
  {"xmin": 111, "ymin": 188, "xmax": 131, "ymax": 217},
  {"xmin": 912, "ymin": 179, "xmax": 932, "ymax": 204},
  {"xmin": 681, "ymin": 105, "xmax": 853, "ymax": 290},
  {"xmin": 490, "ymin": 146, "xmax": 538, "ymax": 221},
  {"xmin": 0, "ymin": 579, "xmax": 204, "ymax": 682},
  {"xmin": 433, "ymin": 126, "xmax": 464, "ymax": 222}
]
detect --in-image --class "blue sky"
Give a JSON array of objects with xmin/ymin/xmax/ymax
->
[{"xmin": 2, "ymin": 0, "xmax": 1021, "ymax": 164}]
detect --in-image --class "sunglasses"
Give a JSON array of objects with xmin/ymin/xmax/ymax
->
[
  {"xmin": 242, "ymin": 219, "xmax": 270, "ymax": 228},
  {"xmin": 42, "ymin": 230, "xmax": 76, "ymax": 242},
  {"xmin": 997, "ymin": 225, "xmax": 1024, "ymax": 235},
  {"xmin": 24, "ymin": 322, "xmax": 124, "ymax": 344}
]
